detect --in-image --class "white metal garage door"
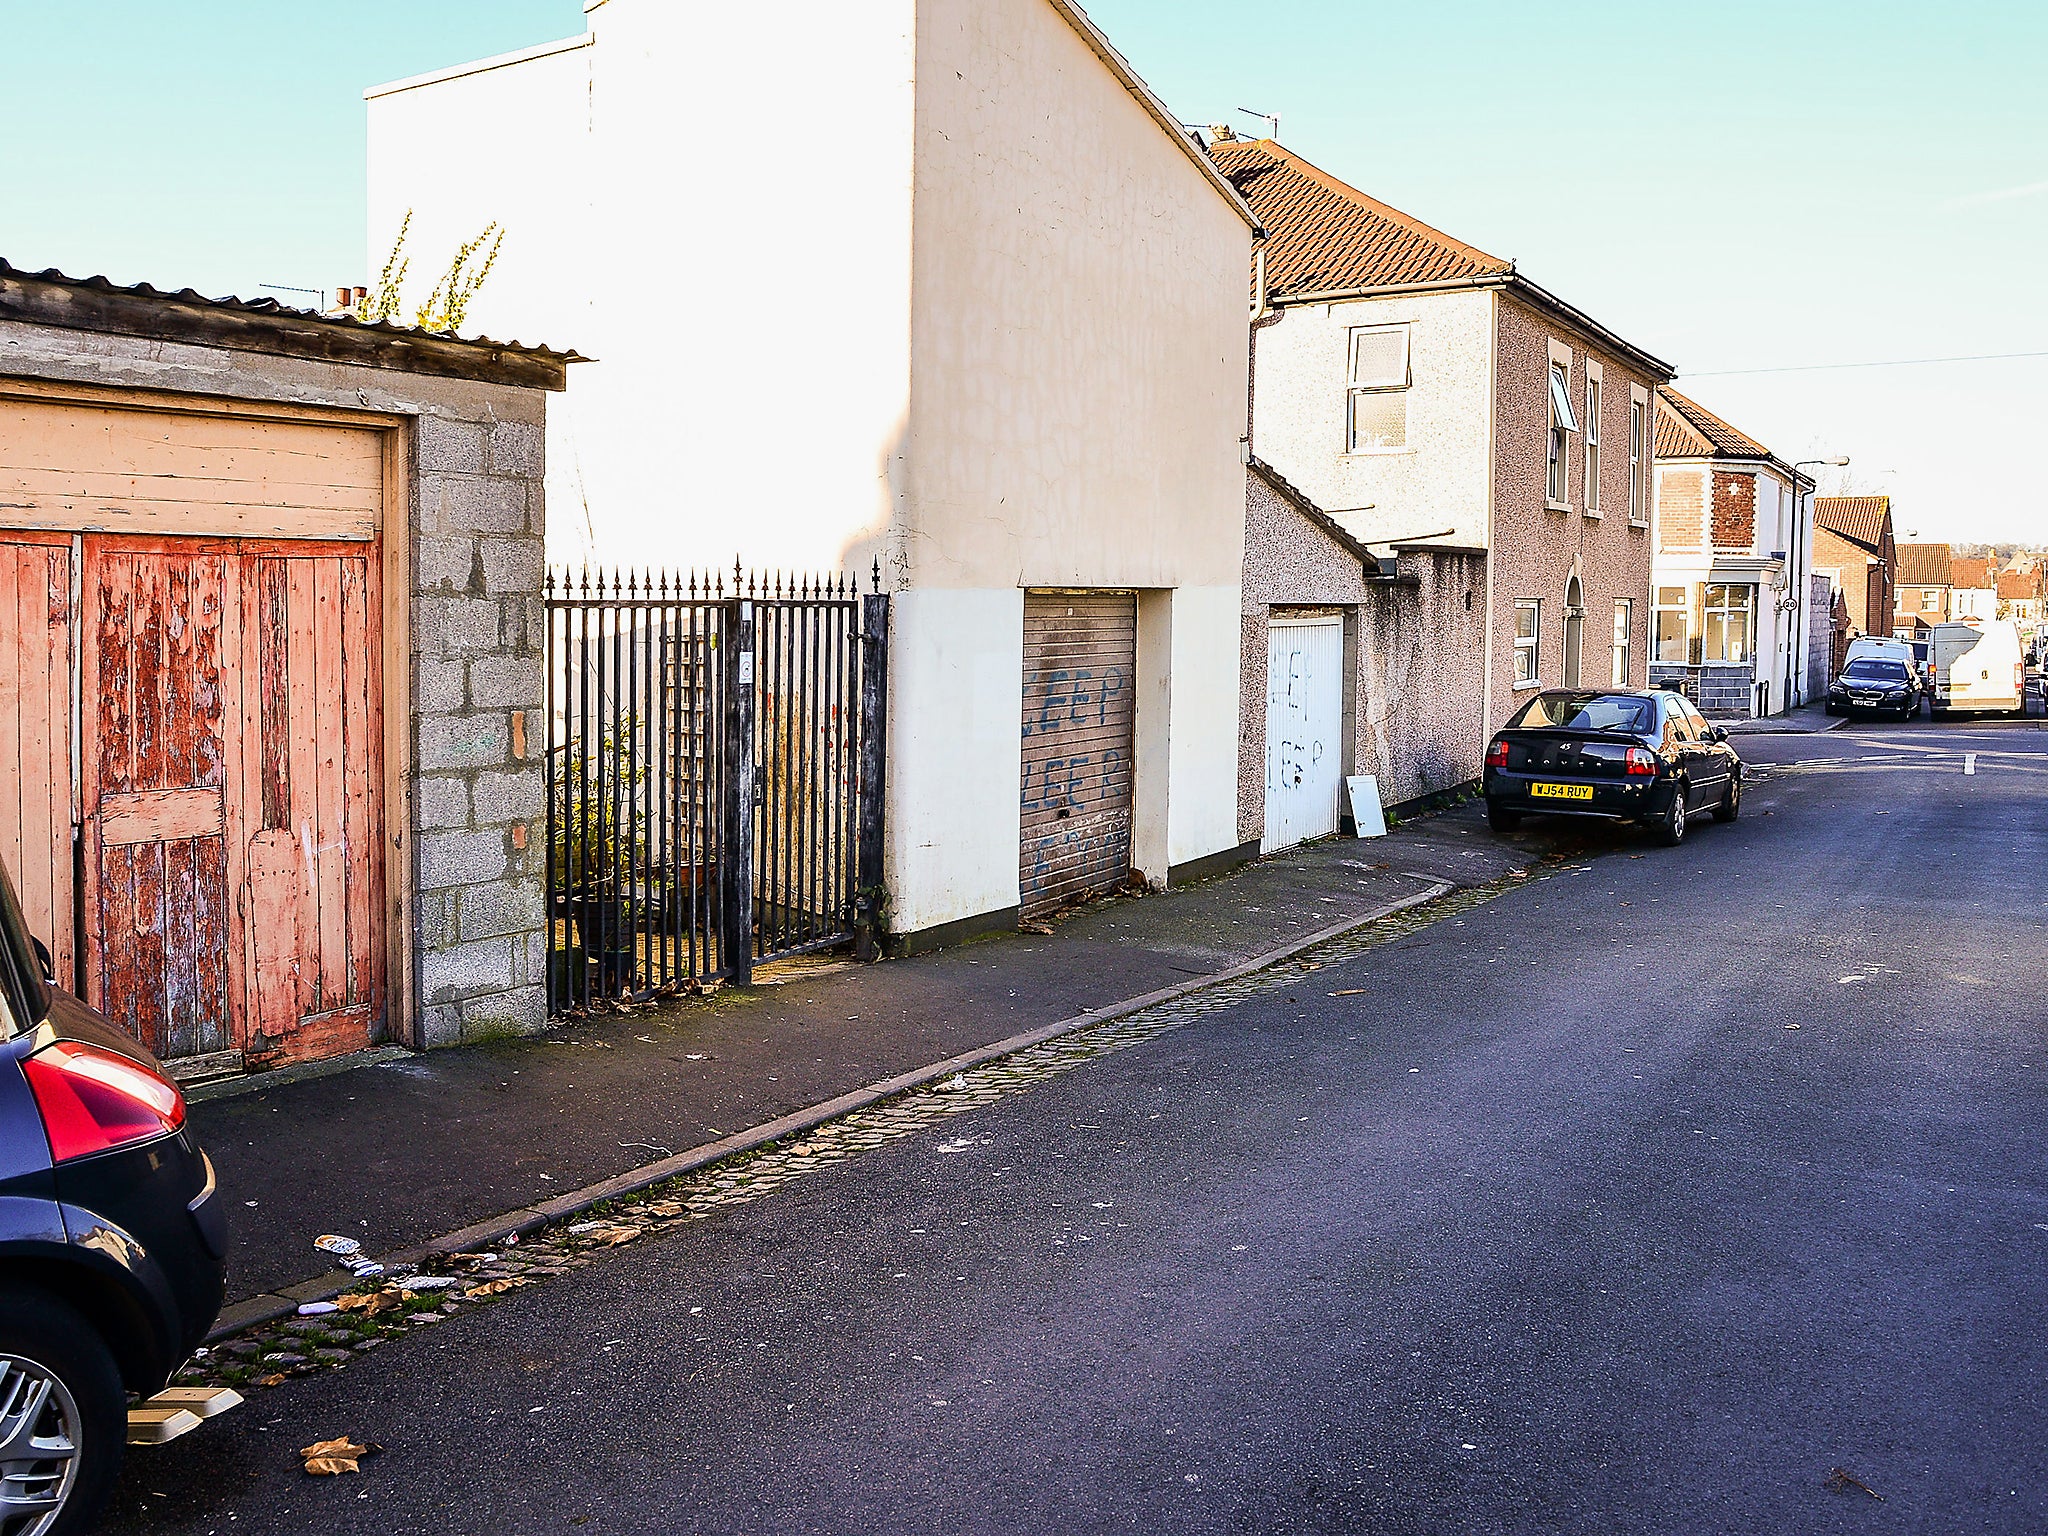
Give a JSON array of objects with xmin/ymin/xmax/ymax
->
[
  {"xmin": 1020, "ymin": 591, "xmax": 1135, "ymax": 918},
  {"xmin": 1264, "ymin": 615, "xmax": 1344, "ymax": 851}
]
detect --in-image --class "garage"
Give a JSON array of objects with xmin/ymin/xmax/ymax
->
[
  {"xmin": 1019, "ymin": 590, "xmax": 1135, "ymax": 918},
  {"xmin": 0, "ymin": 261, "xmax": 573, "ymax": 1065},
  {"xmin": 1263, "ymin": 613, "xmax": 1345, "ymax": 850}
]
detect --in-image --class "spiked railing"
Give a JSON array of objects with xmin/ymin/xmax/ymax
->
[{"xmin": 545, "ymin": 561, "xmax": 886, "ymax": 1012}]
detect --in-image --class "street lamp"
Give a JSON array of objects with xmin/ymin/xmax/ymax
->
[{"xmin": 1786, "ymin": 456, "xmax": 1850, "ymax": 709}]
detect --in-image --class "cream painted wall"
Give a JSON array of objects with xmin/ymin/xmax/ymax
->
[
  {"xmin": 1251, "ymin": 288, "xmax": 1495, "ymax": 551},
  {"xmin": 900, "ymin": 0, "xmax": 1251, "ymax": 594},
  {"xmin": 1163, "ymin": 584, "xmax": 1247, "ymax": 864}
]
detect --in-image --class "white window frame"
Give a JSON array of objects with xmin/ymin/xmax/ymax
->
[
  {"xmin": 1513, "ymin": 599, "xmax": 1542, "ymax": 686},
  {"xmin": 1611, "ymin": 597, "xmax": 1632, "ymax": 686},
  {"xmin": 1653, "ymin": 584, "xmax": 1690, "ymax": 664},
  {"xmin": 1628, "ymin": 384, "xmax": 1650, "ymax": 526},
  {"xmin": 1346, "ymin": 324, "xmax": 1411, "ymax": 454},
  {"xmin": 1702, "ymin": 582, "xmax": 1755, "ymax": 664},
  {"xmin": 1584, "ymin": 363, "xmax": 1603, "ymax": 516},
  {"xmin": 1545, "ymin": 341, "xmax": 1576, "ymax": 509}
]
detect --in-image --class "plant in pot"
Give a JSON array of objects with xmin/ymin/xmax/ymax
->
[{"xmin": 551, "ymin": 726, "xmax": 646, "ymax": 1001}]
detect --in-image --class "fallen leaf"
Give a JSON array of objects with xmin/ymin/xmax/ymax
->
[
  {"xmin": 334, "ymin": 1287, "xmax": 408, "ymax": 1317},
  {"xmin": 1327, "ymin": 988, "xmax": 1369, "ymax": 997},
  {"xmin": 640, "ymin": 1201, "xmax": 685, "ymax": 1218},
  {"xmin": 585, "ymin": 1226, "xmax": 640, "ymax": 1247},
  {"xmin": 1018, "ymin": 921, "xmax": 1055, "ymax": 937},
  {"xmin": 461, "ymin": 1277, "xmax": 533, "ymax": 1300},
  {"xmin": 257, "ymin": 1373, "xmax": 288, "ymax": 1389},
  {"xmin": 300, "ymin": 1436, "xmax": 378, "ymax": 1476}
]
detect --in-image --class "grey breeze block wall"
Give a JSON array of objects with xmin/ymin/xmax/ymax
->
[{"xmin": 0, "ymin": 312, "xmax": 556, "ymax": 1050}]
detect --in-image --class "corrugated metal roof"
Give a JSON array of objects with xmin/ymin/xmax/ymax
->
[{"xmin": 0, "ymin": 257, "xmax": 584, "ymax": 370}]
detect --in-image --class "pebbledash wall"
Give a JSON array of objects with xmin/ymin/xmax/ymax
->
[
  {"xmin": 1237, "ymin": 464, "xmax": 1486, "ymax": 836},
  {"xmin": 0, "ymin": 271, "xmax": 570, "ymax": 1049}
]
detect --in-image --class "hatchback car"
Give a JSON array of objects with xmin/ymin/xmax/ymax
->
[
  {"xmin": 1825, "ymin": 655, "xmax": 1923, "ymax": 719},
  {"xmin": 1482, "ymin": 689, "xmax": 1743, "ymax": 846},
  {"xmin": 0, "ymin": 858, "xmax": 226, "ymax": 1534}
]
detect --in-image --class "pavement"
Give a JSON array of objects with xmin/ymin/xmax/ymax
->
[
  {"xmin": 194, "ymin": 794, "xmax": 1594, "ymax": 1307},
  {"xmin": 1722, "ymin": 700, "xmax": 1846, "ymax": 734},
  {"xmin": 111, "ymin": 714, "xmax": 2048, "ymax": 1534}
]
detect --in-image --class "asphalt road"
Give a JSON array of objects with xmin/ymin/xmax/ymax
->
[{"xmin": 110, "ymin": 718, "xmax": 2048, "ymax": 1535}]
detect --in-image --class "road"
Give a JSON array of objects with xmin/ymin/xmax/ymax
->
[{"xmin": 110, "ymin": 718, "xmax": 2048, "ymax": 1535}]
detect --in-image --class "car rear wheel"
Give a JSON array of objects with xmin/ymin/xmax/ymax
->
[
  {"xmin": 1654, "ymin": 784, "xmax": 1689, "ymax": 846},
  {"xmin": 0, "ymin": 1288, "xmax": 124, "ymax": 1536},
  {"xmin": 1486, "ymin": 803, "xmax": 1521, "ymax": 834},
  {"xmin": 1714, "ymin": 775, "xmax": 1741, "ymax": 822}
]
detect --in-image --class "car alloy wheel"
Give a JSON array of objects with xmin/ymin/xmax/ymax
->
[
  {"xmin": 0, "ymin": 1352, "xmax": 83, "ymax": 1536},
  {"xmin": 1714, "ymin": 775, "xmax": 1741, "ymax": 823},
  {"xmin": 1657, "ymin": 785, "xmax": 1688, "ymax": 846}
]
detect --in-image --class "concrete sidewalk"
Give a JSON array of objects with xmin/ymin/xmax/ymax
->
[
  {"xmin": 194, "ymin": 799, "xmax": 1584, "ymax": 1310},
  {"xmin": 1723, "ymin": 701, "xmax": 1846, "ymax": 735}
]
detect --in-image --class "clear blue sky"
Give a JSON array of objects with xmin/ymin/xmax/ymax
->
[{"xmin": 5, "ymin": 0, "xmax": 2042, "ymax": 543}]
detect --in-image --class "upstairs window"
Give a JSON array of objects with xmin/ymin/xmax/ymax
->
[
  {"xmin": 1584, "ymin": 375, "xmax": 1602, "ymax": 513},
  {"xmin": 1628, "ymin": 394, "xmax": 1648, "ymax": 522},
  {"xmin": 1347, "ymin": 326, "xmax": 1410, "ymax": 451},
  {"xmin": 1546, "ymin": 361, "xmax": 1577, "ymax": 504}
]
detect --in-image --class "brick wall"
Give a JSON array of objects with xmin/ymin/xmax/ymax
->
[
  {"xmin": 1710, "ymin": 471, "xmax": 1756, "ymax": 552},
  {"xmin": 1657, "ymin": 469, "xmax": 1706, "ymax": 552}
]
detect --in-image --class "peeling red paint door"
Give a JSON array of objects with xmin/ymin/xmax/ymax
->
[
  {"xmin": 79, "ymin": 539, "xmax": 234, "ymax": 1061},
  {"xmin": 78, "ymin": 536, "xmax": 383, "ymax": 1067}
]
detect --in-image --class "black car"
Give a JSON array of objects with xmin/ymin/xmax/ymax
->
[
  {"xmin": 0, "ymin": 859, "xmax": 226, "ymax": 1534},
  {"xmin": 1482, "ymin": 688, "xmax": 1743, "ymax": 846},
  {"xmin": 1825, "ymin": 656, "xmax": 1923, "ymax": 719}
]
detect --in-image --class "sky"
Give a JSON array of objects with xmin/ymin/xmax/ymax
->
[{"xmin": 4, "ymin": 0, "xmax": 2043, "ymax": 545}]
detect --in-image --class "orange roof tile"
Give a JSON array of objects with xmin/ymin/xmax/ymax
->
[
  {"xmin": 1814, "ymin": 496, "xmax": 1892, "ymax": 552},
  {"xmin": 1654, "ymin": 388, "xmax": 1772, "ymax": 461},
  {"xmin": 1896, "ymin": 543, "xmax": 1952, "ymax": 587},
  {"xmin": 1949, "ymin": 556, "xmax": 1996, "ymax": 590}
]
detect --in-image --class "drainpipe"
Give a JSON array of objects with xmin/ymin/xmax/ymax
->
[{"xmin": 1244, "ymin": 243, "xmax": 1279, "ymax": 462}]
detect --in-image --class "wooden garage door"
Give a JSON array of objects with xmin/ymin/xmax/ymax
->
[
  {"xmin": 79, "ymin": 537, "xmax": 383, "ymax": 1067},
  {"xmin": 1020, "ymin": 591, "xmax": 1135, "ymax": 919},
  {"xmin": 0, "ymin": 535, "xmax": 77, "ymax": 985}
]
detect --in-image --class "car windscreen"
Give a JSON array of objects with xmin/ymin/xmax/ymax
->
[
  {"xmin": 1841, "ymin": 661, "xmax": 1909, "ymax": 683},
  {"xmin": 0, "ymin": 860, "xmax": 48, "ymax": 1037},
  {"xmin": 1506, "ymin": 692, "xmax": 1654, "ymax": 734}
]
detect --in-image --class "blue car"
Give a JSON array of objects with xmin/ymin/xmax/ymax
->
[{"xmin": 0, "ymin": 858, "xmax": 226, "ymax": 1533}]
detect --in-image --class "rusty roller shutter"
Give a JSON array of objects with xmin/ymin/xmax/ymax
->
[{"xmin": 1020, "ymin": 591, "xmax": 1135, "ymax": 918}]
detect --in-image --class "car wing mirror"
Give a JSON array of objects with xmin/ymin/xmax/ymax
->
[
  {"xmin": 29, "ymin": 937, "xmax": 53, "ymax": 982},
  {"xmin": 1709, "ymin": 726, "xmax": 1729, "ymax": 744}
]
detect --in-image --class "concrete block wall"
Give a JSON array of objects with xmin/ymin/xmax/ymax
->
[{"xmin": 408, "ymin": 413, "xmax": 551, "ymax": 1048}]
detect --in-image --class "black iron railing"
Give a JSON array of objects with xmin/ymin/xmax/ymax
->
[{"xmin": 546, "ymin": 565, "xmax": 887, "ymax": 1014}]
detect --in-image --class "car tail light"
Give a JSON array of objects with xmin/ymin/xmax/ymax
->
[
  {"xmin": 22, "ymin": 1040, "xmax": 186, "ymax": 1163},
  {"xmin": 1485, "ymin": 739, "xmax": 1509, "ymax": 770},
  {"xmin": 1624, "ymin": 747, "xmax": 1658, "ymax": 777}
]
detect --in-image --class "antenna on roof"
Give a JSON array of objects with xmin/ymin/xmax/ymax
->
[{"xmin": 1236, "ymin": 106, "xmax": 1279, "ymax": 142}]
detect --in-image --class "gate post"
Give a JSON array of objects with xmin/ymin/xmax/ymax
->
[
  {"xmin": 853, "ymin": 591, "xmax": 889, "ymax": 962},
  {"xmin": 720, "ymin": 596, "xmax": 757, "ymax": 986}
]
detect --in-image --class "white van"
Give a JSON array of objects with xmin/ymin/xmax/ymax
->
[{"xmin": 1930, "ymin": 620, "xmax": 2025, "ymax": 716}]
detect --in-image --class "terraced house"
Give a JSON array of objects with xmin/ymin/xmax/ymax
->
[
  {"xmin": 1212, "ymin": 133, "xmax": 1672, "ymax": 848},
  {"xmin": 1649, "ymin": 388, "xmax": 1819, "ymax": 717}
]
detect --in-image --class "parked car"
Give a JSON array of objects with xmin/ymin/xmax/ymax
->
[
  {"xmin": 1482, "ymin": 689, "xmax": 1742, "ymax": 846},
  {"xmin": 0, "ymin": 858, "xmax": 227, "ymax": 1534},
  {"xmin": 1825, "ymin": 655, "xmax": 1923, "ymax": 719}
]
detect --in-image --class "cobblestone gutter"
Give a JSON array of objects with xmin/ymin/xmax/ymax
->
[{"xmin": 175, "ymin": 866, "xmax": 1562, "ymax": 1396}]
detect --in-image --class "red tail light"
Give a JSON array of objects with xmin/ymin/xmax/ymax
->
[
  {"xmin": 1486, "ymin": 739, "xmax": 1509, "ymax": 770},
  {"xmin": 1624, "ymin": 747, "xmax": 1658, "ymax": 777},
  {"xmin": 22, "ymin": 1041, "xmax": 186, "ymax": 1163}
]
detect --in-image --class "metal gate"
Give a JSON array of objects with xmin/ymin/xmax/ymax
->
[
  {"xmin": 1019, "ymin": 590, "xmax": 1135, "ymax": 918},
  {"xmin": 545, "ymin": 567, "xmax": 887, "ymax": 1013},
  {"xmin": 1263, "ymin": 614, "xmax": 1344, "ymax": 851}
]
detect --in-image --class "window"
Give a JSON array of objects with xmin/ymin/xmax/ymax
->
[
  {"xmin": 1506, "ymin": 691, "xmax": 1654, "ymax": 733},
  {"xmin": 1584, "ymin": 374, "xmax": 1602, "ymax": 513},
  {"xmin": 1347, "ymin": 326, "xmax": 1410, "ymax": 451},
  {"xmin": 1920, "ymin": 588, "xmax": 1938, "ymax": 611},
  {"xmin": 1702, "ymin": 583, "xmax": 1754, "ymax": 664},
  {"xmin": 1628, "ymin": 399, "xmax": 1644, "ymax": 520},
  {"xmin": 1653, "ymin": 585, "xmax": 1689, "ymax": 663},
  {"xmin": 1546, "ymin": 361, "xmax": 1577, "ymax": 505},
  {"xmin": 1513, "ymin": 600, "xmax": 1541, "ymax": 684},
  {"xmin": 1611, "ymin": 598, "xmax": 1632, "ymax": 686}
]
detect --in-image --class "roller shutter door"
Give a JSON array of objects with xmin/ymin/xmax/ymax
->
[{"xmin": 1019, "ymin": 591, "xmax": 1135, "ymax": 918}]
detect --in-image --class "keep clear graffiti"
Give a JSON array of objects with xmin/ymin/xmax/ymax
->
[{"xmin": 1021, "ymin": 665, "xmax": 1128, "ymax": 886}]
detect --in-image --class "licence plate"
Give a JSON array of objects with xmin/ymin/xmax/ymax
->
[{"xmin": 1530, "ymin": 782, "xmax": 1593, "ymax": 801}]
